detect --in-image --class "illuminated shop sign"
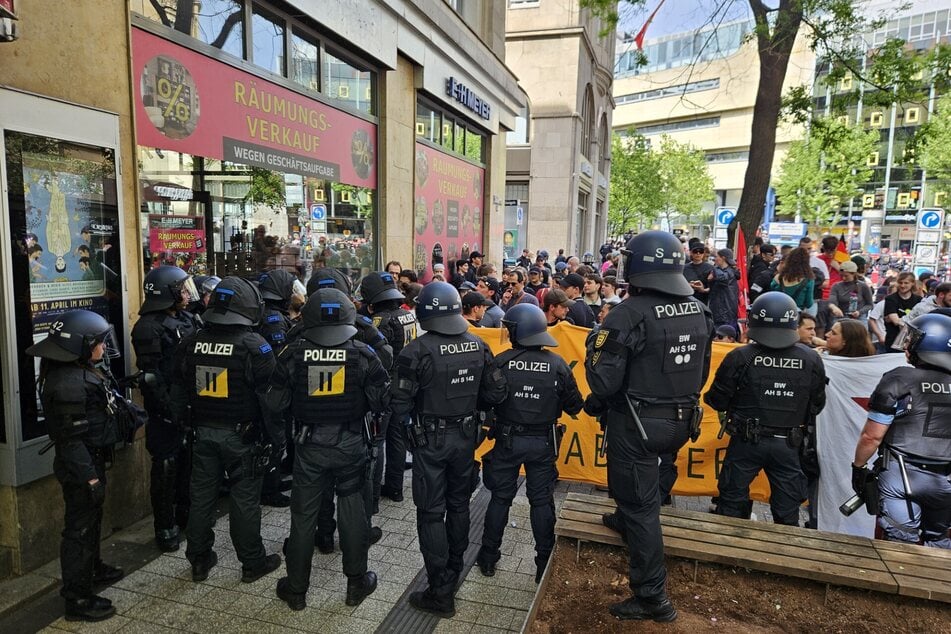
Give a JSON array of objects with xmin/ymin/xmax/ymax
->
[{"xmin": 446, "ymin": 76, "xmax": 491, "ymax": 121}]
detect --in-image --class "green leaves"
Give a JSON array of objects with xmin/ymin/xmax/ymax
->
[{"xmin": 918, "ymin": 94, "xmax": 951, "ymax": 184}]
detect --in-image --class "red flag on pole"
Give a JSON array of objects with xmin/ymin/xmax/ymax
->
[
  {"xmin": 835, "ymin": 232, "xmax": 850, "ymax": 263},
  {"xmin": 634, "ymin": 0, "xmax": 668, "ymax": 49},
  {"xmin": 735, "ymin": 227, "xmax": 749, "ymax": 328}
]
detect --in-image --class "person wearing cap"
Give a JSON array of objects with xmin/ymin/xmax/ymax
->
[
  {"xmin": 558, "ymin": 273, "xmax": 594, "ymax": 328},
  {"xmin": 526, "ymin": 266, "xmax": 549, "ymax": 295},
  {"xmin": 709, "ymin": 248, "xmax": 740, "ymax": 331},
  {"xmin": 705, "ymin": 292, "xmax": 826, "ymax": 526},
  {"xmin": 477, "ymin": 305, "xmax": 584, "ymax": 582},
  {"xmin": 553, "ymin": 260, "xmax": 569, "ymax": 280},
  {"xmin": 170, "ymin": 277, "xmax": 284, "ymax": 586},
  {"xmin": 542, "ymin": 288, "xmax": 572, "ymax": 326},
  {"xmin": 828, "ymin": 260, "xmax": 873, "ymax": 322},
  {"xmin": 683, "ymin": 244, "xmax": 713, "ymax": 304},
  {"xmin": 536, "ymin": 249, "xmax": 553, "ymax": 274},
  {"xmin": 476, "ymin": 277, "xmax": 506, "ymax": 328},
  {"xmin": 714, "ymin": 325, "xmax": 737, "ymax": 343},
  {"xmin": 432, "ymin": 262, "xmax": 446, "ymax": 279},
  {"xmin": 462, "ymin": 291, "xmax": 492, "ymax": 326},
  {"xmin": 466, "ymin": 252, "xmax": 483, "ymax": 284}
]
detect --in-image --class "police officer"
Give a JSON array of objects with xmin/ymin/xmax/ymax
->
[
  {"xmin": 357, "ymin": 271, "xmax": 418, "ymax": 505},
  {"xmin": 392, "ymin": 282, "xmax": 507, "ymax": 618},
  {"xmin": 170, "ymin": 277, "xmax": 282, "ymax": 583},
  {"xmin": 477, "ymin": 304, "xmax": 583, "ymax": 582},
  {"xmin": 131, "ymin": 265, "xmax": 202, "ymax": 552},
  {"xmin": 584, "ymin": 231, "xmax": 713, "ymax": 623},
  {"xmin": 190, "ymin": 275, "xmax": 221, "ymax": 316},
  {"xmin": 257, "ymin": 269, "xmax": 306, "ymax": 508},
  {"xmin": 28, "ymin": 311, "xmax": 124, "ymax": 622},
  {"xmin": 272, "ymin": 289, "xmax": 388, "ymax": 610},
  {"xmin": 705, "ymin": 292, "xmax": 826, "ymax": 525},
  {"xmin": 853, "ymin": 313, "xmax": 951, "ymax": 547}
]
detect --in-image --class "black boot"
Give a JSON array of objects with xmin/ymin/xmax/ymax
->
[
  {"xmin": 315, "ymin": 533, "xmax": 334, "ymax": 554},
  {"xmin": 64, "ymin": 595, "xmax": 115, "ymax": 622},
  {"xmin": 242, "ymin": 554, "xmax": 281, "ymax": 583},
  {"xmin": 369, "ymin": 526, "xmax": 383, "ymax": 545},
  {"xmin": 609, "ymin": 596, "xmax": 677, "ymax": 622},
  {"xmin": 261, "ymin": 492, "xmax": 291, "ymax": 508},
  {"xmin": 191, "ymin": 550, "xmax": 218, "ymax": 582},
  {"xmin": 380, "ymin": 484, "xmax": 403, "ymax": 502},
  {"xmin": 534, "ymin": 553, "xmax": 550, "ymax": 584},
  {"xmin": 92, "ymin": 561, "xmax": 124, "ymax": 585},
  {"xmin": 155, "ymin": 527, "xmax": 180, "ymax": 553},
  {"xmin": 409, "ymin": 589, "xmax": 455, "ymax": 618},
  {"xmin": 345, "ymin": 571, "xmax": 378, "ymax": 606},
  {"xmin": 276, "ymin": 577, "xmax": 306, "ymax": 611},
  {"xmin": 601, "ymin": 512, "xmax": 623, "ymax": 534},
  {"xmin": 476, "ymin": 551, "xmax": 496, "ymax": 577}
]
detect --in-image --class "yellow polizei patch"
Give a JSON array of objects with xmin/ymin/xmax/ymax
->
[
  {"xmin": 196, "ymin": 365, "xmax": 229, "ymax": 398},
  {"xmin": 308, "ymin": 365, "xmax": 346, "ymax": 396}
]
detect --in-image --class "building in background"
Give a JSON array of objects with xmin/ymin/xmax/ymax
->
[{"xmin": 504, "ymin": 0, "xmax": 616, "ymax": 260}]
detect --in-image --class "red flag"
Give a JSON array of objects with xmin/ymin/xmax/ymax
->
[
  {"xmin": 735, "ymin": 227, "xmax": 749, "ymax": 326},
  {"xmin": 634, "ymin": 0, "xmax": 668, "ymax": 49},
  {"xmin": 835, "ymin": 233, "xmax": 850, "ymax": 263}
]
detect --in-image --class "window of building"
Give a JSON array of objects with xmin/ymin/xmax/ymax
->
[
  {"xmin": 441, "ymin": 115, "xmax": 455, "ymax": 152},
  {"xmin": 324, "ymin": 48, "xmax": 375, "ymax": 115},
  {"xmin": 416, "ymin": 97, "xmax": 486, "ymax": 163},
  {"xmin": 869, "ymin": 111, "xmax": 884, "ymax": 127},
  {"xmin": 634, "ymin": 116, "xmax": 720, "ymax": 136},
  {"xmin": 839, "ymin": 73, "xmax": 852, "ymax": 91},
  {"xmin": 581, "ymin": 85, "xmax": 595, "ymax": 158},
  {"xmin": 615, "ymin": 78, "xmax": 719, "ymax": 106},
  {"xmin": 417, "ymin": 101, "xmax": 439, "ymax": 143},
  {"xmin": 836, "ymin": 115, "xmax": 850, "ymax": 126},
  {"xmin": 509, "ymin": 0, "xmax": 540, "ymax": 6},
  {"xmin": 290, "ymin": 30, "xmax": 319, "ymax": 92},
  {"xmin": 598, "ymin": 115, "xmax": 610, "ymax": 174},
  {"xmin": 617, "ymin": 19, "xmax": 749, "ymax": 77},
  {"xmin": 705, "ymin": 150, "xmax": 750, "ymax": 163},
  {"xmin": 251, "ymin": 5, "xmax": 285, "ymax": 75},
  {"xmin": 867, "ymin": 151, "xmax": 880, "ymax": 166},
  {"xmin": 506, "ymin": 105, "xmax": 530, "ymax": 145},
  {"xmin": 905, "ymin": 107, "xmax": 920, "ymax": 124}
]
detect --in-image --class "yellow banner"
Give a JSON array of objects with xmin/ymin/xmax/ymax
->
[{"xmin": 472, "ymin": 322, "xmax": 770, "ymax": 502}]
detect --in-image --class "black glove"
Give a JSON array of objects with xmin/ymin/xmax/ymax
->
[
  {"xmin": 851, "ymin": 464, "xmax": 870, "ymax": 496},
  {"xmin": 88, "ymin": 480, "xmax": 106, "ymax": 507},
  {"xmin": 584, "ymin": 394, "xmax": 607, "ymax": 417}
]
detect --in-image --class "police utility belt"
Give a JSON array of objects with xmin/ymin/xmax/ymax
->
[
  {"xmin": 406, "ymin": 414, "xmax": 477, "ymax": 449},
  {"xmin": 725, "ymin": 413, "xmax": 804, "ymax": 448},
  {"xmin": 885, "ymin": 447, "xmax": 951, "ymax": 476},
  {"xmin": 197, "ymin": 419, "xmax": 254, "ymax": 433}
]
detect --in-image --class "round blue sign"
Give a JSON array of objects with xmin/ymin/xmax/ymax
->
[
  {"xmin": 919, "ymin": 210, "xmax": 941, "ymax": 229},
  {"xmin": 311, "ymin": 204, "xmax": 326, "ymax": 221},
  {"xmin": 716, "ymin": 208, "xmax": 736, "ymax": 225}
]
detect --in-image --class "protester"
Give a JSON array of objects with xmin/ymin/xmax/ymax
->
[
  {"xmin": 770, "ymin": 247, "xmax": 815, "ymax": 312},
  {"xmin": 819, "ymin": 319, "xmax": 875, "ymax": 358},
  {"xmin": 883, "ymin": 271, "xmax": 922, "ymax": 352},
  {"xmin": 683, "ymin": 244, "xmax": 713, "ymax": 304},
  {"xmin": 542, "ymin": 288, "xmax": 571, "ymax": 326},
  {"xmin": 476, "ymin": 277, "xmax": 505, "ymax": 328},
  {"xmin": 601, "ymin": 275, "xmax": 622, "ymax": 305},
  {"xmin": 714, "ymin": 325, "xmax": 737, "ymax": 343},
  {"xmin": 828, "ymin": 261, "xmax": 873, "ymax": 322},
  {"xmin": 557, "ymin": 273, "xmax": 594, "ymax": 328},
  {"xmin": 709, "ymin": 248, "xmax": 740, "ymax": 331}
]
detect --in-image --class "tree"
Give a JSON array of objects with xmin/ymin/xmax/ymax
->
[
  {"xmin": 773, "ymin": 118, "xmax": 878, "ymax": 226},
  {"xmin": 608, "ymin": 132, "xmax": 662, "ymax": 235},
  {"xmin": 918, "ymin": 93, "xmax": 951, "ymax": 184},
  {"xmin": 653, "ymin": 135, "xmax": 715, "ymax": 229}
]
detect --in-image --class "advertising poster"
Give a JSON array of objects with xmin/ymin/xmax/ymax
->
[
  {"xmin": 148, "ymin": 214, "xmax": 207, "ymax": 271},
  {"xmin": 413, "ymin": 142, "xmax": 484, "ymax": 282}
]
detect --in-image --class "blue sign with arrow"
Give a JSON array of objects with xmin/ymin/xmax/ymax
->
[
  {"xmin": 715, "ymin": 207, "xmax": 736, "ymax": 226},
  {"xmin": 311, "ymin": 204, "xmax": 326, "ymax": 221}
]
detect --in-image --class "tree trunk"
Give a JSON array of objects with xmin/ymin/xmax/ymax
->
[{"xmin": 733, "ymin": 1, "xmax": 803, "ymax": 243}]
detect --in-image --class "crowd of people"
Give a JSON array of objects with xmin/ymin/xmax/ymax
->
[{"xmin": 31, "ymin": 229, "xmax": 951, "ymax": 625}]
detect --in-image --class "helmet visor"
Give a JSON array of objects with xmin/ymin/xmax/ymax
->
[
  {"xmin": 902, "ymin": 322, "xmax": 922, "ymax": 353},
  {"xmin": 500, "ymin": 319, "xmax": 516, "ymax": 347},
  {"xmin": 292, "ymin": 279, "xmax": 307, "ymax": 299},
  {"xmin": 618, "ymin": 248, "xmax": 631, "ymax": 281},
  {"xmin": 91, "ymin": 326, "xmax": 121, "ymax": 359},
  {"xmin": 173, "ymin": 277, "xmax": 200, "ymax": 305}
]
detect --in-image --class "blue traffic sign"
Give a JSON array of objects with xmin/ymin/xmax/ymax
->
[
  {"xmin": 310, "ymin": 204, "xmax": 326, "ymax": 221},
  {"xmin": 918, "ymin": 208, "xmax": 942, "ymax": 229},
  {"xmin": 715, "ymin": 207, "xmax": 736, "ymax": 226}
]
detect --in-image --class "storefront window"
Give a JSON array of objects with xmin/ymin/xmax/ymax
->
[
  {"xmin": 454, "ymin": 122, "xmax": 466, "ymax": 155},
  {"xmin": 251, "ymin": 5, "xmax": 285, "ymax": 75},
  {"xmin": 132, "ymin": 0, "xmax": 245, "ymax": 60},
  {"xmin": 441, "ymin": 115, "xmax": 455, "ymax": 151},
  {"xmin": 325, "ymin": 49, "xmax": 375, "ymax": 115},
  {"xmin": 464, "ymin": 128, "xmax": 484, "ymax": 163},
  {"xmin": 417, "ymin": 101, "xmax": 439, "ymax": 143},
  {"xmin": 291, "ymin": 30, "xmax": 319, "ymax": 92},
  {"xmin": 4, "ymin": 131, "xmax": 125, "ymax": 441}
]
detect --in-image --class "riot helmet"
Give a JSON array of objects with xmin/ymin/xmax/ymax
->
[
  {"xmin": 747, "ymin": 292, "xmax": 800, "ymax": 349},
  {"xmin": 306, "ymin": 267, "xmax": 352, "ymax": 297},
  {"xmin": 582, "ymin": 252, "xmax": 596, "ymax": 266},
  {"xmin": 27, "ymin": 309, "xmax": 119, "ymax": 362},
  {"xmin": 415, "ymin": 281, "xmax": 468, "ymax": 335},
  {"xmin": 204, "ymin": 277, "xmax": 264, "ymax": 327},
  {"xmin": 140, "ymin": 265, "xmax": 199, "ymax": 314},
  {"xmin": 301, "ymin": 288, "xmax": 358, "ymax": 346},
  {"xmin": 501, "ymin": 304, "xmax": 557, "ymax": 348},
  {"xmin": 258, "ymin": 269, "xmax": 305, "ymax": 303},
  {"xmin": 198, "ymin": 275, "xmax": 221, "ymax": 295},
  {"xmin": 621, "ymin": 231, "xmax": 692, "ymax": 296},
  {"xmin": 905, "ymin": 313, "xmax": 951, "ymax": 371},
  {"xmin": 356, "ymin": 271, "xmax": 405, "ymax": 305}
]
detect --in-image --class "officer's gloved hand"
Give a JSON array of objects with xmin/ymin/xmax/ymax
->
[
  {"xmin": 583, "ymin": 394, "xmax": 607, "ymax": 417},
  {"xmin": 851, "ymin": 463, "xmax": 871, "ymax": 495},
  {"xmin": 88, "ymin": 479, "xmax": 106, "ymax": 507}
]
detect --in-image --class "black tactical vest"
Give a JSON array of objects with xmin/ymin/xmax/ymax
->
[
  {"xmin": 728, "ymin": 344, "xmax": 815, "ymax": 428},
  {"xmin": 623, "ymin": 293, "xmax": 710, "ymax": 404},
  {"xmin": 185, "ymin": 330, "xmax": 259, "ymax": 424},
  {"xmin": 290, "ymin": 337, "xmax": 368, "ymax": 428},
  {"xmin": 881, "ymin": 367, "xmax": 951, "ymax": 461},
  {"xmin": 417, "ymin": 332, "xmax": 485, "ymax": 418},
  {"xmin": 43, "ymin": 364, "xmax": 119, "ymax": 448},
  {"xmin": 372, "ymin": 307, "xmax": 418, "ymax": 359},
  {"xmin": 494, "ymin": 348, "xmax": 563, "ymax": 426}
]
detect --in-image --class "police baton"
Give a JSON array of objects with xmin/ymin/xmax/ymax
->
[
  {"xmin": 598, "ymin": 422, "xmax": 607, "ymax": 459},
  {"xmin": 622, "ymin": 394, "xmax": 649, "ymax": 442}
]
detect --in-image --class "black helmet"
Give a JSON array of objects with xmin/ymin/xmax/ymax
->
[
  {"xmin": 306, "ymin": 267, "xmax": 352, "ymax": 297},
  {"xmin": 906, "ymin": 313, "xmax": 951, "ymax": 371},
  {"xmin": 258, "ymin": 269, "xmax": 305, "ymax": 303},
  {"xmin": 502, "ymin": 304, "xmax": 557, "ymax": 348},
  {"xmin": 140, "ymin": 265, "xmax": 199, "ymax": 314},
  {"xmin": 747, "ymin": 292, "xmax": 799, "ymax": 349},
  {"xmin": 204, "ymin": 277, "xmax": 264, "ymax": 326},
  {"xmin": 415, "ymin": 281, "xmax": 467, "ymax": 335},
  {"xmin": 621, "ymin": 231, "xmax": 692, "ymax": 296},
  {"xmin": 27, "ymin": 309, "xmax": 118, "ymax": 362},
  {"xmin": 582, "ymin": 251, "xmax": 596, "ymax": 265},
  {"xmin": 357, "ymin": 271, "xmax": 404, "ymax": 305},
  {"xmin": 198, "ymin": 275, "xmax": 221, "ymax": 295},
  {"xmin": 301, "ymin": 288, "xmax": 358, "ymax": 346}
]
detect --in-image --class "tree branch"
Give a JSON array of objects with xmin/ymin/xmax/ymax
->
[
  {"xmin": 210, "ymin": 10, "xmax": 243, "ymax": 50},
  {"xmin": 149, "ymin": 0, "xmax": 172, "ymax": 27}
]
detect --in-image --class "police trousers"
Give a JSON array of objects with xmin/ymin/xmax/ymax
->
[
  {"xmin": 878, "ymin": 463, "xmax": 951, "ymax": 548},
  {"xmin": 479, "ymin": 433, "xmax": 558, "ymax": 567},
  {"xmin": 285, "ymin": 431, "xmax": 369, "ymax": 593},
  {"xmin": 413, "ymin": 422, "xmax": 477, "ymax": 597},
  {"xmin": 54, "ymin": 451, "xmax": 106, "ymax": 599},
  {"xmin": 605, "ymin": 410, "xmax": 690, "ymax": 601},
  {"xmin": 185, "ymin": 427, "xmax": 268, "ymax": 571},
  {"xmin": 146, "ymin": 416, "xmax": 190, "ymax": 538},
  {"xmin": 716, "ymin": 435, "xmax": 805, "ymax": 526}
]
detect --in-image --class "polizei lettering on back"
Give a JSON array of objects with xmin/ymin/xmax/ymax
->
[
  {"xmin": 508, "ymin": 360, "xmax": 551, "ymax": 373},
  {"xmin": 921, "ymin": 382, "xmax": 951, "ymax": 394},
  {"xmin": 654, "ymin": 302, "xmax": 702, "ymax": 319},
  {"xmin": 303, "ymin": 349, "xmax": 346, "ymax": 362},
  {"xmin": 194, "ymin": 342, "xmax": 234, "ymax": 355},
  {"xmin": 754, "ymin": 356, "xmax": 803, "ymax": 369},
  {"xmin": 440, "ymin": 341, "xmax": 479, "ymax": 355}
]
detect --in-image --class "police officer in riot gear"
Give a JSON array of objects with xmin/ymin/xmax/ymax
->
[
  {"xmin": 853, "ymin": 312, "xmax": 951, "ymax": 547},
  {"xmin": 170, "ymin": 277, "xmax": 283, "ymax": 583},
  {"xmin": 392, "ymin": 281, "xmax": 507, "ymax": 618},
  {"xmin": 190, "ymin": 275, "xmax": 221, "ymax": 315},
  {"xmin": 272, "ymin": 288, "xmax": 388, "ymax": 610},
  {"xmin": 28, "ymin": 310, "xmax": 124, "ymax": 622},
  {"xmin": 131, "ymin": 265, "xmax": 202, "ymax": 552},
  {"xmin": 584, "ymin": 231, "xmax": 713, "ymax": 623},
  {"xmin": 477, "ymin": 304, "xmax": 583, "ymax": 582},
  {"xmin": 257, "ymin": 269, "xmax": 306, "ymax": 507},
  {"xmin": 357, "ymin": 271, "xmax": 418, "ymax": 505},
  {"xmin": 705, "ymin": 292, "xmax": 827, "ymax": 525}
]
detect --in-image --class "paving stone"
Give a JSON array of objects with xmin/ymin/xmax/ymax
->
[
  {"xmin": 98, "ymin": 586, "xmax": 149, "ymax": 615},
  {"xmin": 432, "ymin": 619, "xmax": 474, "ymax": 634},
  {"xmin": 45, "ymin": 614, "xmax": 130, "ymax": 633},
  {"xmin": 140, "ymin": 554, "xmax": 194, "ymax": 579},
  {"xmin": 349, "ymin": 596, "xmax": 391, "ymax": 623},
  {"xmin": 510, "ymin": 609, "xmax": 530, "ymax": 631},
  {"xmin": 253, "ymin": 600, "xmax": 325, "ymax": 631},
  {"xmin": 451, "ymin": 598, "xmax": 484, "ymax": 623},
  {"xmin": 476, "ymin": 604, "xmax": 520, "ymax": 630}
]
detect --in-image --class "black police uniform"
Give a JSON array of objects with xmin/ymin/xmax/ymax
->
[
  {"xmin": 585, "ymin": 290, "xmax": 713, "ymax": 605},
  {"xmin": 392, "ymin": 329, "xmax": 506, "ymax": 608},
  {"xmin": 258, "ymin": 304, "xmax": 294, "ymax": 505},
  {"xmin": 866, "ymin": 366, "xmax": 951, "ymax": 546},
  {"xmin": 271, "ymin": 325, "xmax": 390, "ymax": 603},
  {"xmin": 479, "ymin": 347, "xmax": 582, "ymax": 577},
  {"xmin": 704, "ymin": 343, "xmax": 826, "ymax": 524},
  {"xmin": 172, "ymin": 323, "xmax": 281, "ymax": 578},
  {"xmin": 131, "ymin": 307, "xmax": 200, "ymax": 549}
]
